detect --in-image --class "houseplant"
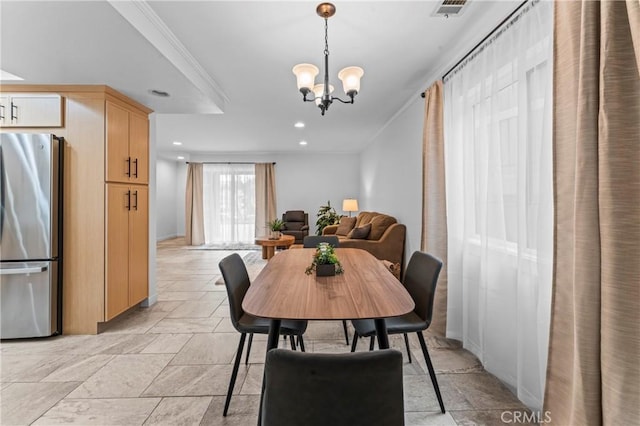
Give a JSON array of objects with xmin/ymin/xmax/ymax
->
[
  {"xmin": 305, "ymin": 242, "xmax": 344, "ymax": 276},
  {"xmin": 267, "ymin": 218, "xmax": 285, "ymax": 239},
  {"xmin": 315, "ymin": 200, "xmax": 342, "ymax": 235}
]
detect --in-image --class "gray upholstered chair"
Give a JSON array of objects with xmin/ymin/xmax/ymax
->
[
  {"xmin": 261, "ymin": 348, "xmax": 404, "ymax": 426},
  {"xmin": 218, "ymin": 253, "xmax": 307, "ymax": 417},
  {"xmin": 303, "ymin": 235, "xmax": 348, "ymax": 345},
  {"xmin": 350, "ymin": 251, "xmax": 446, "ymax": 413},
  {"xmin": 281, "ymin": 210, "xmax": 309, "ymax": 244}
]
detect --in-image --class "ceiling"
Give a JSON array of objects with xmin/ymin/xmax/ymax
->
[{"xmin": 0, "ymin": 1, "xmax": 520, "ymax": 155}]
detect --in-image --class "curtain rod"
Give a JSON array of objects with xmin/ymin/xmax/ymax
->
[
  {"xmin": 186, "ymin": 162, "xmax": 276, "ymax": 165},
  {"xmin": 421, "ymin": 0, "xmax": 529, "ymax": 98}
]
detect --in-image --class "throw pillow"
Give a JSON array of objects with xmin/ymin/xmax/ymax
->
[
  {"xmin": 347, "ymin": 223, "xmax": 371, "ymax": 239},
  {"xmin": 336, "ymin": 217, "xmax": 357, "ymax": 236},
  {"xmin": 368, "ymin": 215, "xmax": 397, "ymax": 240}
]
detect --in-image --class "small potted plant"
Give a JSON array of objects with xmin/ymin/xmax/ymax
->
[
  {"xmin": 267, "ymin": 218, "xmax": 285, "ymax": 239},
  {"xmin": 305, "ymin": 242, "xmax": 344, "ymax": 276}
]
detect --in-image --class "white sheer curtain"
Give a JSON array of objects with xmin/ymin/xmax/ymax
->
[
  {"xmin": 203, "ymin": 164, "xmax": 256, "ymax": 244},
  {"xmin": 444, "ymin": 1, "xmax": 553, "ymax": 411}
]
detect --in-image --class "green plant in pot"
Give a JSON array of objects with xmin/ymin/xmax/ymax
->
[
  {"xmin": 315, "ymin": 200, "xmax": 342, "ymax": 235},
  {"xmin": 305, "ymin": 242, "xmax": 344, "ymax": 276},
  {"xmin": 267, "ymin": 218, "xmax": 285, "ymax": 239}
]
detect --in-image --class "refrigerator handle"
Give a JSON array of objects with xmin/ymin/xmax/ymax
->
[
  {"xmin": 0, "ymin": 265, "xmax": 48, "ymax": 275},
  {"xmin": 125, "ymin": 190, "xmax": 131, "ymax": 211},
  {"xmin": 126, "ymin": 157, "xmax": 131, "ymax": 177}
]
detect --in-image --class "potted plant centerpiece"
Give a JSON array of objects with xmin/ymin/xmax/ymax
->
[
  {"xmin": 267, "ymin": 218, "xmax": 285, "ymax": 239},
  {"xmin": 305, "ymin": 242, "xmax": 344, "ymax": 276}
]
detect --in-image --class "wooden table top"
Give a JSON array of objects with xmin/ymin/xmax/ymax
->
[
  {"xmin": 242, "ymin": 248, "xmax": 415, "ymax": 320},
  {"xmin": 254, "ymin": 234, "xmax": 295, "ymax": 246}
]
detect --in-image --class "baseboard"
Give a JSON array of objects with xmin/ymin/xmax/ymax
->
[
  {"xmin": 141, "ymin": 293, "xmax": 158, "ymax": 307},
  {"xmin": 156, "ymin": 234, "xmax": 178, "ymax": 242}
]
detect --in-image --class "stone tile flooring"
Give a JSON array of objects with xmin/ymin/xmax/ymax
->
[{"xmin": 0, "ymin": 238, "xmax": 534, "ymax": 425}]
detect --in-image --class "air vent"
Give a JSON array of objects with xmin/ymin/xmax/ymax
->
[{"xmin": 432, "ymin": 0, "xmax": 469, "ymax": 17}]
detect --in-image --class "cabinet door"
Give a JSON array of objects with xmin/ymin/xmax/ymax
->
[
  {"xmin": 106, "ymin": 101, "xmax": 130, "ymax": 183},
  {"xmin": 129, "ymin": 185, "xmax": 148, "ymax": 306},
  {"xmin": 4, "ymin": 94, "xmax": 63, "ymax": 127},
  {"xmin": 106, "ymin": 183, "xmax": 131, "ymax": 320},
  {"xmin": 128, "ymin": 113, "xmax": 149, "ymax": 184},
  {"xmin": 0, "ymin": 95, "xmax": 8, "ymax": 126}
]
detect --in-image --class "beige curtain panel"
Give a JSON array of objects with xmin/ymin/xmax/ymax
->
[
  {"xmin": 185, "ymin": 162, "xmax": 205, "ymax": 246},
  {"xmin": 255, "ymin": 163, "xmax": 277, "ymax": 238},
  {"xmin": 421, "ymin": 80, "xmax": 448, "ymax": 336},
  {"xmin": 544, "ymin": 1, "xmax": 640, "ymax": 424}
]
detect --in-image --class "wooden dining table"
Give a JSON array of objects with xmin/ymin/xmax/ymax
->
[{"xmin": 243, "ymin": 247, "xmax": 414, "ymax": 424}]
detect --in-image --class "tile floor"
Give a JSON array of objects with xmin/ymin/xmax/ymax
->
[{"xmin": 0, "ymin": 238, "xmax": 534, "ymax": 425}]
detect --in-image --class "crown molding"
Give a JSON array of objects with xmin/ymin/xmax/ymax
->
[{"xmin": 108, "ymin": 0, "xmax": 228, "ymax": 113}]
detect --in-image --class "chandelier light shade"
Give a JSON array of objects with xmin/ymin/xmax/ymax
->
[{"xmin": 292, "ymin": 2, "xmax": 364, "ymax": 116}]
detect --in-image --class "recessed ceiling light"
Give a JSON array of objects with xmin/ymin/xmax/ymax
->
[
  {"xmin": 294, "ymin": 122, "xmax": 305, "ymax": 128},
  {"xmin": 172, "ymin": 141, "xmax": 182, "ymax": 146},
  {"xmin": 299, "ymin": 141, "xmax": 308, "ymax": 146},
  {"xmin": 149, "ymin": 89, "xmax": 170, "ymax": 97},
  {"xmin": 177, "ymin": 156, "xmax": 185, "ymax": 160}
]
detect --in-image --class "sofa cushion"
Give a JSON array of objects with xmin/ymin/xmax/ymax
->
[
  {"xmin": 284, "ymin": 222, "xmax": 304, "ymax": 231},
  {"xmin": 368, "ymin": 215, "xmax": 397, "ymax": 240},
  {"xmin": 347, "ymin": 223, "xmax": 371, "ymax": 239},
  {"xmin": 336, "ymin": 217, "xmax": 357, "ymax": 236},
  {"xmin": 355, "ymin": 211, "xmax": 378, "ymax": 228},
  {"xmin": 284, "ymin": 210, "xmax": 305, "ymax": 222}
]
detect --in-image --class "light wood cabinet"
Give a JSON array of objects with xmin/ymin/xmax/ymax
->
[
  {"xmin": 106, "ymin": 101, "xmax": 148, "ymax": 184},
  {"xmin": 106, "ymin": 183, "xmax": 148, "ymax": 320},
  {"xmin": 0, "ymin": 85, "xmax": 152, "ymax": 334},
  {"xmin": 0, "ymin": 93, "xmax": 63, "ymax": 127}
]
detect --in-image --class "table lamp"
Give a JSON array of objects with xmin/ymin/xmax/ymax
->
[{"xmin": 342, "ymin": 198, "xmax": 359, "ymax": 217}]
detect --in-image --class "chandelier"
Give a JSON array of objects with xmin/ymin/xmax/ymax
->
[{"xmin": 292, "ymin": 3, "xmax": 364, "ymax": 116}]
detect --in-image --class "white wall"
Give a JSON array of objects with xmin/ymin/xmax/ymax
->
[
  {"xmin": 360, "ymin": 97, "xmax": 424, "ymax": 260},
  {"xmin": 169, "ymin": 152, "xmax": 360, "ymax": 237},
  {"xmin": 156, "ymin": 158, "xmax": 179, "ymax": 240}
]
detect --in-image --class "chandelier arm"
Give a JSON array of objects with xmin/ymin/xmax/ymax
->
[{"xmin": 331, "ymin": 96, "xmax": 355, "ymax": 104}]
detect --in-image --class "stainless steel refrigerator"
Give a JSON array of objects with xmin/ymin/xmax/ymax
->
[{"xmin": 0, "ymin": 133, "xmax": 63, "ymax": 339}]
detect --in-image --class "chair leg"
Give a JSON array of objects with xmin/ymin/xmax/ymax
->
[
  {"xmin": 417, "ymin": 332, "xmax": 445, "ymax": 414},
  {"xmin": 223, "ymin": 333, "xmax": 246, "ymax": 416},
  {"xmin": 289, "ymin": 335, "xmax": 296, "ymax": 350},
  {"xmin": 298, "ymin": 335, "xmax": 306, "ymax": 352},
  {"xmin": 350, "ymin": 331, "xmax": 359, "ymax": 352},
  {"xmin": 342, "ymin": 320, "xmax": 350, "ymax": 345},
  {"xmin": 404, "ymin": 333, "xmax": 412, "ymax": 363},
  {"xmin": 369, "ymin": 336, "xmax": 375, "ymax": 351},
  {"xmin": 245, "ymin": 333, "xmax": 253, "ymax": 365}
]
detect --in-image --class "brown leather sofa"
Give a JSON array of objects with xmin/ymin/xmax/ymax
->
[
  {"xmin": 281, "ymin": 210, "xmax": 309, "ymax": 244},
  {"xmin": 322, "ymin": 211, "xmax": 405, "ymax": 272}
]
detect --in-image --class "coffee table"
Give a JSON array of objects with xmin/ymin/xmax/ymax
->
[{"xmin": 254, "ymin": 234, "xmax": 295, "ymax": 260}]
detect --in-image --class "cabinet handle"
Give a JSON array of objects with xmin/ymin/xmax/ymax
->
[
  {"xmin": 133, "ymin": 158, "xmax": 138, "ymax": 178},
  {"xmin": 10, "ymin": 102, "xmax": 18, "ymax": 122},
  {"xmin": 133, "ymin": 190, "xmax": 138, "ymax": 211},
  {"xmin": 0, "ymin": 104, "xmax": 4, "ymax": 120},
  {"xmin": 125, "ymin": 190, "xmax": 131, "ymax": 210},
  {"xmin": 125, "ymin": 157, "xmax": 131, "ymax": 177}
]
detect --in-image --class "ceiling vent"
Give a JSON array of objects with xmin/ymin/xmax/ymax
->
[{"xmin": 432, "ymin": 0, "xmax": 469, "ymax": 18}]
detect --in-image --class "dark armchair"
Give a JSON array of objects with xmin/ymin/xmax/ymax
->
[{"xmin": 281, "ymin": 210, "xmax": 309, "ymax": 244}]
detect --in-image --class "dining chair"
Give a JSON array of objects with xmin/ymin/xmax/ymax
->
[
  {"xmin": 261, "ymin": 348, "xmax": 404, "ymax": 426},
  {"xmin": 302, "ymin": 235, "xmax": 349, "ymax": 345},
  {"xmin": 218, "ymin": 253, "xmax": 308, "ymax": 417},
  {"xmin": 350, "ymin": 251, "xmax": 446, "ymax": 414}
]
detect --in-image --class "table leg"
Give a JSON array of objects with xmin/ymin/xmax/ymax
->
[
  {"xmin": 261, "ymin": 246, "xmax": 268, "ymax": 259},
  {"xmin": 258, "ymin": 319, "xmax": 281, "ymax": 426},
  {"xmin": 374, "ymin": 318, "xmax": 390, "ymax": 349},
  {"xmin": 266, "ymin": 246, "xmax": 275, "ymax": 260}
]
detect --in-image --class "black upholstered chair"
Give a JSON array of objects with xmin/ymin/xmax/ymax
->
[
  {"xmin": 350, "ymin": 251, "xmax": 446, "ymax": 414},
  {"xmin": 261, "ymin": 348, "xmax": 404, "ymax": 426},
  {"xmin": 218, "ymin": 253, "xmax": 307, "ymax": 417},
  {"xmin": 281, "ymin": 210, "xmax": 309, "ymax": 244},
  {"xmin": 303, "ymin": 235, "xmax": 349, "ymax": 345}
]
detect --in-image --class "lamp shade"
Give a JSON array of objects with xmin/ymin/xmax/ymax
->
[
  {"xmin": 313, "ymin": 83, "xmax": 334, "ymax": 106},
  {"xmin": 338, "ymin": 66, "xmax": 364, "ymax": 95},
  {"xmin": 342, "ymin": 198, "xmax": 359, "ymax": 212},
  {"xmin": 292, "ymin": 63, "xmax": 319, "ymax": 92}
]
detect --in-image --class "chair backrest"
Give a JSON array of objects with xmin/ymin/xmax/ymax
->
[
  {"xmin": 403, "ymin": 251, "xmax": 443, "ymax": 325},
  {"xmin": 282, "ymin": 211, "xmax": 308, "ymax": 230},
  {"xmin": 303, "ymin": 235, "xmax": 340, "ymax": 248},
  {"xmin": 218, "ymin": 253, "xmax": 251, "ymax": 331},
  {"xmin": 262, "ymin": 348, "xmax": 404, "ymax": 426}
]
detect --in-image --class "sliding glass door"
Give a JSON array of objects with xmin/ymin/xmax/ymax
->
[{"xmin": 202, "ymin": 164, "xmax": 255, "ymax": 244}]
